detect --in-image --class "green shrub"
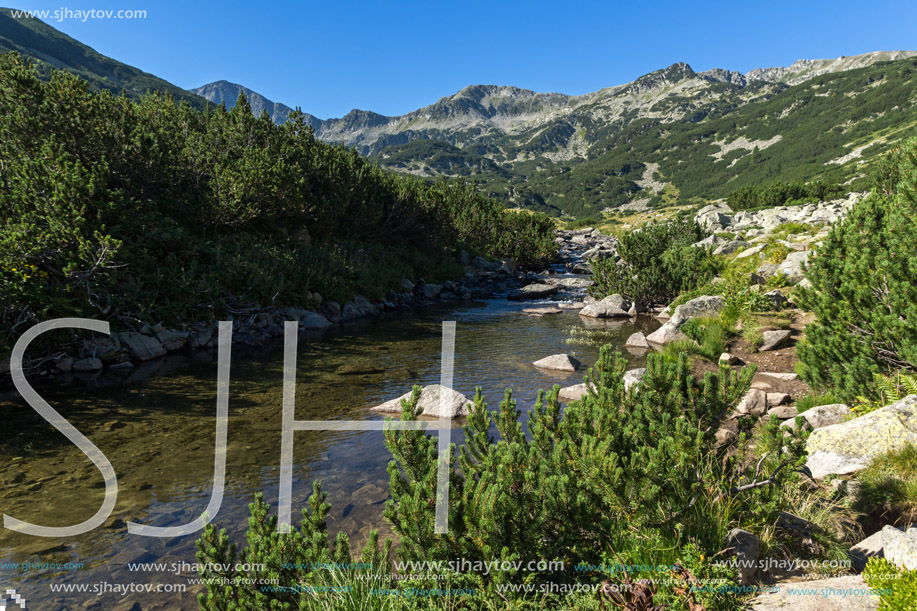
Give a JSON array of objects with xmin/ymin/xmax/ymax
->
[
  {"xmin": 863, "ymin": 557, "xmax": 917, "ymax": 611},
  {"xmin": 727, "ymin": 181, "xmax": 846, "ymax": 211},
  {"xmin": 565, "ymin": 216, "xmax": 601, "ymax": 229},
  {"xmin": 589, "ymin": 218, "xmax": 719, "ymax": 307},
  {"xmin": 796, "ymin": 139, "xmax": 917, "ymax": 402},
  {"xmin": 0, "ymin": 54, "xmax": 557, "ymax": 349}
]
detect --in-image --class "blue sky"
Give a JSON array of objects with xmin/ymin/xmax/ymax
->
[{"xmin": 10, "ymin": 0, "xmax": 917, "ymax": 119}]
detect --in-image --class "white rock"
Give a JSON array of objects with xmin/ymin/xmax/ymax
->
[{"xmin": 371, "ymin": 384, "xmax": 471, "ymax": 418}]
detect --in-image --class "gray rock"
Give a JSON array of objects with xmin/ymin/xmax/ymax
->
[
  {"xmin": 759, "ymin": 329, "xmax": 791, "ymax": 352},
  {"xmin": 691, "ymin": 234, "xmax": 725, "ymax": 249},
  {"xmin": 646, "ymin": 295, "xmax": 724, "ymax": 346},
  {"xmin": 725, "ymin": 528, "xmax": 760, "ymax": 584},
  {"xmin": 783, "ymin": 403, "xmax": 852, "ymax": 432},
  {"xmin": 507, "ymin": 283, "xmax": 560, "ymax": 301},
  {"xmin": 765, "ymin": 290, "xmax": 789, "ymax": 310},
  {"xmin": 669, "ymin": 295, "xmax": 725, "ymax": 327},
  {"xmin": 579, "ymin": 294, "xmax": 630, "ymax": 318},
  {"xmin": 320, "ymin": 301, "xmax": 342, "ymax": 323},
  {"xmin": 189, "ymin": 327, "xmax": 214, "ymax": 349},
  {"xmin": 625, "ymin": 332, "xmax": 650, "ymax": 349},
  {"xmin": 777, "ymin": 250, "xmax": 811, "ymax": 284},
  {"xmin": 719, "ymin": 352, "xmax": 743, "ymax": 366},
  {"xmin": 766, "ymin": 392, "xmax": 791, "ymax": 407},
  {"xmin": 109, "ymin": 361, "xmax": 134, "ymax": 372},
  {"xmin": 117, "ymin": 332, "xmax": 166, "ymax": 361},
  {"xmin": 522, "ymin": 307, "xmax": 563, "ymax": 316},
  {"xmin": 734, "ymin": 244, "xmax": 766, "ymax": 259},
  {"xmin": 748, "ymin": 575, "xmax": 878, "ymax": 611},
  {"xmin": 849, "ymin": 529, "xmax": 888, "ymax": 572},
  {"xmin": 421, "ymin": 284, "xmax": 442, "ymax": 299},
  {"xmin": 300, "ymin": 312, "xmax": 333, "ymax": 330},
  {"xmin": 82, "ymin": 336, "xmax": 125, "ymax": 364},
  {"xmin": 155, "ymin": 330, "xmax": 189, "ymax": 352},
  {"xmin": 342, "ymin": 295, "xmax": 378, "ymax": 320},
  {"xmin": 400, "ymin": 278, "xmax": 415, "ymax": 291},
  {"xmin": 624, "ymin": 368, "xmax": 646, "ymax": 391},
  {"xmin": 760, "ymin": 372, "xmax": 798, "ymax": 381},
  {"xmin": 558, "ymin": 383, "xmax": 593, "ymax": 402},
  {"xmin": 736, "ymin": 389, "xmax": 768, "ymax": 416},
  {"xmin": 805, "ymin": 396, "xmax": 917, "ymax": 479},
  {"xmin": 371, "ymin": 384, "xmax": 471, "ymax": 418},
  {"xmin": 882, "ymin": 525, "xmax": 917, "ymax": 571},
  {"xmin": 713, "ymin": 240, "xmax": 751, "ymax": 255},
  {"xmin": 72, "ymin": 357, "xmax": 103, "ymax": 372},
  {"xmin": 533, "ymin": 354, "xmax": 581, "ymax": 372},
  {"xmin": 55, "ymin": 356, "xmax": 74, "ymax": 373},
  {"xmin": 755, "ymin": 263, "xmax": 780, "ymax": 280},
  {"xmin": 645, "ymin": 321, "xmax": 689, "ymax": 346},
  {"xmin": 767, "ymin": 404, "xmax": 798, "ymax": 419}
]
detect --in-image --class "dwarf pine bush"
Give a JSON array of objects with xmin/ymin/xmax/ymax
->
[{"xmin": 796, "ymin": 139, "xmax": 917, "ymax": 402}]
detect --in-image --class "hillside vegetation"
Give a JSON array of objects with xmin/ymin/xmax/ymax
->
[
  {"xmin": 0, "ymin": 7, "xmax": 207, "ymax": 107},
  {"xmin": 361, "ymin": 59, "xmax": 917, "ymax": 217},
  {"xmin": 0, "ymin": 53, "xmax": 556, "ymax": 350}
]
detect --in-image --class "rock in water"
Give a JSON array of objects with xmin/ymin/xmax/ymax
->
[
  {"xmin": 579, "ymin": 294, "xmax": 630, "ymax": 318},
  {"xmin": 625, "ymin": 332, "xmax": 649, "ymax": 348},
  {"xmin": 507, "ymin": 284, "xmax": 560, "ymax": 301},
  {"xmin": 533, "ymin": 354, "xmax": 581, "ymax": 372},
  {"xmin": 371, "ymin": 384, "xmax": 471, "ymax": 418}
]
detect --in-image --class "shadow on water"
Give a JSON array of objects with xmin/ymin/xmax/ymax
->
[{"xmin": 0, "ymin": 299, "xmax": 659, "ymax": 609}]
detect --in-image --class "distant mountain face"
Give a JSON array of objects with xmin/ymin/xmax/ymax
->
[
  {"xmin": 189, "ymin": 80, "xmax": 322, "ymax": 129},
  {"xmin": 0, "ymin": 6, "xmax": 207, "ymax": 108},
  {"xmin": 196, "ymin": 51, "xmax": 917, "ymax": 216}
]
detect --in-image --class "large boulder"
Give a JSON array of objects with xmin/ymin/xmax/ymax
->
[
  {"xmin": 759, "ymin": 329, "xmax": 791, "ymax": 352},
  {"xmin": 695, "ymin": 203, "xmax": 734, "ymax": 232},
  {"xmin": 805, "ymin": 395, "xmax": 917, "ymax": 479},
  {"xmin": 882, "ymin": 525, "xmax": 917, "ymax": 571},
  {"xmin": 117, "ymin": 332, "xmax": 166, "ymax": 361},
  {"xmin": 579, "ymin": 294, "xmax": 630, "ymax": 318},
  {"xmin": 713, "ymin": 240, "xmax": 751, "ymax": 256},
  {"xmin": 645, "ymin": 321, "xmax": 689, "ymax": 346},
  {"xmin": 371, "ymin": 384, "xmax": 471, "ymax": 418},
  {"xmin": 669, "ymin": 295, "xmax": 725, "ymax": 326},
  {"xmin": 646, "ymin": 295, "xmax": 724, "ymax": 346},
  {"xmin": 508, "ymin": 283, "xmax": 560, "ymax": 301},
  {"xmin": 155, "ymin": 330, "xmax": 189, "ymax": 352},
  {"xmin": 782, "ymin": 403, "xmax": 852, "ymax": 432},
  {"xmin": 625, "ymin": 332, "xmax": 650, "ymax": 349},
  {"xmin": 736, "ymin": 389, "xmax": 768, "ymax": 416},
  {"xmin": 533, "ymin": 354, "xmax": 581, "ymax": 372},
  {"xmin": 300, "ymin": 312, "xmax": 333, "ymax": 330},
  {"xmin": 777, "ymin": 251, "xmax": 811, "ymax": 284},
  {"xmin": 724, "ymin": 528, "xmax": 760, "ymax": 585},
  {"xmin": 341, "ymin": 295, "xmax": 378, "ymax": 320}
]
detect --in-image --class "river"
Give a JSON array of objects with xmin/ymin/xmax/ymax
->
[{"xmin": 0, "ymin": 253, "xmax": 660, "ymax": 610}]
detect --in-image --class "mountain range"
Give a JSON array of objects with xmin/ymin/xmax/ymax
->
[{"xmin": 2, "ymin": 6, "xmax": 916, "ymax": 217}]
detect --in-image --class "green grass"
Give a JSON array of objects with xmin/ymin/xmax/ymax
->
[
  {"xmin": 863, "ymin": 557, "xmax": 917, "ymax": 611},
  {"xmin": 852, "ymin": 443, "xmax": 917, "ymax": 526},
  {"xmin": 796, "ymin": 391, "xmax": 841, "ymax": 413},
  {"xmin": 681, "ymin": 316, "xmax": 729, "ymax": 361}
]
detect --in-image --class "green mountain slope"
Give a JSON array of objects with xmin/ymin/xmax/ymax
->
[
  {"xmin": 0, "ymin": 6, "xmax": 207, "ymax": 108},
  {"xmin": 357, "ymin": 57, "xmax": 917, "ymax": 217}
]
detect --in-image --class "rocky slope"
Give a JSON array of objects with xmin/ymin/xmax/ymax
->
[{"xmin": 194, "ymin": 51, "xmax": 917, "ymax": 217}]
